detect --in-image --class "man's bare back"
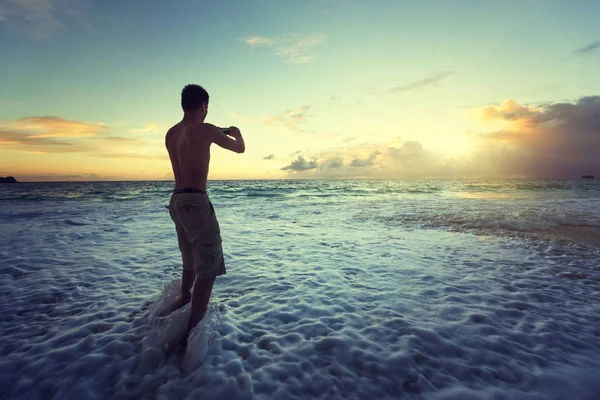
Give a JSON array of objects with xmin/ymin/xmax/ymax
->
[{"xmin": 166, "ymin": 122, "xmax": 245, "ymax": 192}]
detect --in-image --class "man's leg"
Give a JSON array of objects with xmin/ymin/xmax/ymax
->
[
  {"xmin": 187, "ymin": 276, "xmax": 216, "ymax": 333},
  {"xmin": 180, "ymin": 269, "xmax": 195, "ymax": 305},
  {"xmin": 174, "ymin": 223, "xmax": 195, "ymax": 310}
]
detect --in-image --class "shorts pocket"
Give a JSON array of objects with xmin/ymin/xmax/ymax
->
[
  {"xmin": 178, "ymin": 202, "xmax": 200, "ymax": 213},
  {"xmin": 192, "ymin": 243, "xmax": 226, "ymax": 278}
]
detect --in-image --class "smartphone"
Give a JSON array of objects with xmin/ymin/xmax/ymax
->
[{"xmin": 220, "ymin": 127, "xmax": 231, "ymax": 135}]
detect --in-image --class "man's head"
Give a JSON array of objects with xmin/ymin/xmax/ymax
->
[{"xmin": 181, "ymin": 84, "xmax": 209, "ymax": 117}]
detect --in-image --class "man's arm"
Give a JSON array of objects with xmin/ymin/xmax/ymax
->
[{"xmin": 209, "ymin": 124, "xmax": 245, "ymax": 153}]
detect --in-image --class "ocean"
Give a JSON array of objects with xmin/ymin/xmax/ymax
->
[{"xmin": 1, "ymin": 179, "xmax": 600, "ymax": 400}]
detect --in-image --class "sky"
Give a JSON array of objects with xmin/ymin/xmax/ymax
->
[{"xmin": 0, "ymin": 0, "xmax": 599, "ymax": 181}]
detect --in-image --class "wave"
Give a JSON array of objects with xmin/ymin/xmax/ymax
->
[
  {"xmin": 381, "ymin": 211, "xmax": 600, "ymax": 232},
  {"xmin": 2, "ymin": 180, "xmax": 598, "ymax": 205},
  {"xmin": 244, "ymin": 191, "xmax": 284, "ymax": 198},
  {"xmin": 0, "ymin": 210, "xmax": 63, "ymax": 221},
  {"xmin": 370, "ymin": 202, "xmax": 600, "ymax": 247},
  {"xmin": 64, "ymin": 219, "xmax": 88, "ymax": 226}
]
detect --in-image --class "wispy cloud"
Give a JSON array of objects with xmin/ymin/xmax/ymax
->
[
  {"xmin": 230, "ymin": 106, "xmax": 312, "ymax": 132},
  {"xmin": 573, "ymin": 40, "xmax": 600, "ymax": 55},
  {"xmin": 240, "ymin": 34, "xmax": 326, "ymax": 63},
  {"xmin": 101, "ymin": 136, "xmax": 140, "ymax": 143},
  {"xmin": 21, "ymin": 173, "xmax": 107, "ymax": 182},
  {"xmin": 0, "ymin": 128, "xmax": 92, "ymax": 152},
  {"xmin": 0, "ymin": 115, "xmax": 110, "ymax": 153},
  {"xmin": 264, "ymin": 106, "xmax": 311, "ymax": 131},
  {"xmin": 229, "ymin": 113, "xmax": 254, "ymax": 124},
  {"xmin": 391, "ymin": 71, "xmax": 454, "ymax": 93},
  {"xmin": 0, "ymin": 115, "xmax": 160, "ymax": 160},
  {"xmin": 243, "ymin": 36, "xmax": 277, "ymax": 46},
  {"xmin": 13, "ymin": 116, "xmax": 109, "ymax": 138},
  {"xmin": 0, "ymin": 0, "xmax": 89, "ymax": 37},
  {"xmin": 93, "ymin": 153, "xmax": 167, "ymax": 161},
  {"xmin": 131, "ymin": 123, "xmax": 161, "ymax": 135},
  {"xmin": 263, "ymin": 154, "xmax": 275, "ymax": 160}
]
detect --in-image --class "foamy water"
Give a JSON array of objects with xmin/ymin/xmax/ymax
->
[{"xmin": 1, "ymin": 180, "xmax": 600, "ymax": 399}]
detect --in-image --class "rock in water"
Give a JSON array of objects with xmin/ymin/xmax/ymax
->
[
  {"xmin": 581, "ymin": 175, "xmax": 595, "ymax": 179},
  {"xmin": 0, "ymin": 176, "xmax": 18, "ymax": 183}
]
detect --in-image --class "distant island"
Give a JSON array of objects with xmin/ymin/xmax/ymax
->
[
  {"xmin": 0, "ymin": 176, "xmax": 18, "ymax": 183},
  {"xmin": 582, "ymin": 175, "xmax": 595, "ymax": 179}
]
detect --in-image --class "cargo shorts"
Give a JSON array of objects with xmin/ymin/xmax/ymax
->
[{"xmin": 169, "ymin": 190, "xmax": 226, "ymax": 279}]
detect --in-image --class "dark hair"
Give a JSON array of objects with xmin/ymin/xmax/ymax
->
[{"xmin": 181, "ymin": 84, "xmax": 209, "ymax": 112}]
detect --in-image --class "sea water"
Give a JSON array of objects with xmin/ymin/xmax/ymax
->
[{"xmin": 1, "ymin": 179, "xmax": 599, "ymax": 399}]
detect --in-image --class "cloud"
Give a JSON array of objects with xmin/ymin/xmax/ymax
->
[
  {"xmin": 242, "ymin": 36, "xmax": 276, "ymax": 46},
  {"xmin": 469, "ymin": 96, "xmax": 600, "ymax": 177},
  {"xmin": 229, "ymin": 113, "xmax": 254, "ymax": 124},
  {"xmin": 0, "ymin": 115, "xmax": 163, "ymax": 161},
  {"xmin": 280, "ymin": 96, "xmax": 600, "ymax": 179},
  {"xmin": 263, "ymin": 154, "xmax": 275, "ymax": 160},
  {"xmin": 101, "ymin": 136, "xmax": 140, "ymax": 143},
  {"xmin": 280, "ymin": 142, "xmax": 434, "ymax": 178},
  {"xmin": 324, "ymin": 157, "xmax": 344, "ymax": 169},
  {"xmin": 240, "ymin": 34, "xmax": 326, "ymax": 63},
  {"xmin": 0, "ymin": 0, "xmax": 89, "ymax": 37},
  {"xmin": 0, "ymin": 117, "xmax": 99, "ymax": 153},
  {"xmin": 573, "ymin": 40, "xmax": 600, "ymax": 55},
  {"xmin": 0, "ymin": 128, "xmax": 95, "ymax": 153},
  {"xmin": 92, "ymin": 153, "xmax": 167, "ymax": 161},
  {"xmin": 0, "ymin": 115, "xmax": 112, "ymax": 153},
  {"xmin": 280, "ymin": 141, "xmax": 466, "ymax": 179},
  {"xmin": 391, "ymin": 71, "xmax": 454, "ymax": 93},
  {"xmin": 474, "ymin": 96, "xmax": 600, "ymax": 131},
  {"xmin": 13, "ymin": 116, "xmax": 109, "ymax": 137},
  {"xmin": 349, "ymin": 151, "xmax": 380, "ymax": 167},
  {"xmin": 19, "ymin": 173, "xmax": 106, "ymax": 182},
  {"xmin": 473, "ymin": 99, "xmax": 545, "ymax": 129},
  {"xmin": 264, "ymin": 106, "xmax": 311, "ymax": 131},
  {"xmin": 131, "ymin": 123, "xmax": 160, "ymax": 135},
  {"xmin": 281, "ymin": 156, "xmax": 318, "ymax": 171},
  {"xmin": 470, "ymin": 130, "xmax": 524, "ymax": 141},
  {"xmin": 0, "ymin": 0, "xmax": 63, "ymax": 32},
  {"xmin": 231, "ymin": 106, "xmax": 312, "ymax": 132}
]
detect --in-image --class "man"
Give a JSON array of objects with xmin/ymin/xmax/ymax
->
[{"xmin": 166, "ymin": 84, "xmax": 245, "ymax": 335}]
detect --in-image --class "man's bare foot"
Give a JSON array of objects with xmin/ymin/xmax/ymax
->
[{"xmin": 177, "ymin": 334, "xmax": 189, "ymax": 355}]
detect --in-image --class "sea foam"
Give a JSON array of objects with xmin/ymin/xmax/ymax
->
[{"xmin": 1, "ymin": 180, "xmax": 599, "ymax": 399}]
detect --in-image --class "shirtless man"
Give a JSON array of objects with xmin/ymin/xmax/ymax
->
[{"xmin": 166, "ymin": 84, "xmax": 245, "ymax": 335}]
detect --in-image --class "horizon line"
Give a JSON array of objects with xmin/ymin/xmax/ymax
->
[{"xmin": 4, "ymin": 176, "xmax": 596, "ymax": 183}]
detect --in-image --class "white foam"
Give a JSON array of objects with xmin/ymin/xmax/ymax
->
[{"xmin": 181, "ymin": 305, "xmax": 220, "ymax": 374}]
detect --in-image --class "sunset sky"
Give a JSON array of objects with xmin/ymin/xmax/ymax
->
[{"xmin": 1, "ymin": 0, "xmax": 599, "ymax": 181}]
